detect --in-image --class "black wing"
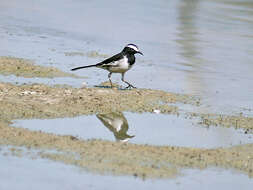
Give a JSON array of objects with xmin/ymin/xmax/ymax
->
[
  {"xmin": 97, "ymin": 52, "xmax": 123, "ymax": 66},
  {"xmin": 71, "ymin": 52, "xmax": 123, "ymax": 71}
]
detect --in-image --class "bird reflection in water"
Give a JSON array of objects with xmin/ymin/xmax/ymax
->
[{"xmin": 96, "ymin": 112, "xmax": 135, "ymax": 142}]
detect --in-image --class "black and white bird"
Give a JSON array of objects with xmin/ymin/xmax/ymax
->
[
  {"xmin": 71, "ymin": 44, "xmax": 143, "ymax": 88},
  {"xmin": 96, "ymin": 112, "xmax": 135, "ymax": 142}
]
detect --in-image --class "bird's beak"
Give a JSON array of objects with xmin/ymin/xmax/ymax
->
[{"xmin": 137, "ymin": 51, "xmax": 143, "ymax": 55}]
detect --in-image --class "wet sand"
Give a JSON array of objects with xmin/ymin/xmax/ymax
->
[
  {"xmin": 1, "ymin": 120, "xmax": 253, "ymax": 179},
  {"xmin": 0, "ymin": 56, "xmax": 81, "ymax": 78},
  {"xmin": 0, "ymin": 57, "xmax": 252, "ymax": 179}
]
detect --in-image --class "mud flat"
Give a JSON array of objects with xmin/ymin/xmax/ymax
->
[
  {"xmin": 0, "ymin": 56, "xmax": 252, "ymax": 179},
  {"xmin": 0, "ymin": 56, "xmax": 81, "ymax": 78},
  {"xmin": 1, "ymin": 125, "xmax": 253, "ymax": 179},
  {"xmin": 198, "ymin": 113, "xmax": 253, "ymax": 132}
]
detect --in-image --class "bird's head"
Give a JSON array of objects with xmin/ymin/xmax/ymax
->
[{"xmin": 122, "ymin": 44, "xmax": 143, "ymax": 55}]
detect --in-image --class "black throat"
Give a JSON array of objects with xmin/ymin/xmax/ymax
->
[{"xmin": 126, "ymin": 53, "xmax": 135, "ymax": 66}]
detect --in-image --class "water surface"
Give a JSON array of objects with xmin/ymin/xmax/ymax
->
[
  {"xmin": 13, "ymin": 112, "xmax": 253, "ymax": 148},
  {"xmin": 1, "ymin": 151, "xmax": 252, "ymax": 190},
  {"xmin": 1, "ymin": 0, "xmax": 253, "ymax": 188},
  {"xmin": 0, "ymin": 0, "xmax": 252, "ymax": 113}
]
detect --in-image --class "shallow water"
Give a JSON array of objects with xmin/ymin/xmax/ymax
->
[
  {"xmin": 1, "ymin": 0, "xmax": 253, "ymax": 114},
  {"xmin": 1, "ymin": 0, "xmax": 253, "ymax": 187},
  {"xmin": 0, "ymin": 150, "xmax": 253, "ymax": 190},
  {"xmin": 13, "ymin": 112, "xmax": 253, "ymax": 148}
]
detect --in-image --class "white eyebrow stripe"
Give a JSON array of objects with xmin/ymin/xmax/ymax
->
[{"xmin": 126, "ymin": 45, "xmax": 139, "ymax": 52}]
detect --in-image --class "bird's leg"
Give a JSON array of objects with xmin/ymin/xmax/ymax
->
[
  {"xmin": 108, "ymin": 72, "xmax": 113, "ymax": 88},
  {"xmin": 121, "ymin": 73, "xmax": 136, "ymax": 89}
]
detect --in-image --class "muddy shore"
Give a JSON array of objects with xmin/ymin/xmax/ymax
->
[
  {"xmin": 0, "ymin": 56, "xmax": 82, "ymax": 78},
  {"xmin": 0, "ymin": 57, "xmax": 252, "ymax": 179}
]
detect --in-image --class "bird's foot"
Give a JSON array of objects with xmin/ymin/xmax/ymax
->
[{"xmin": 125, "ymin": 84, "xmax": 136, "ymax": 89}]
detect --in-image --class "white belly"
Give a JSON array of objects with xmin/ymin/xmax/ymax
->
[{"xmin": 101, "ymin": 56, "xmax": 131, "ymax": 73}]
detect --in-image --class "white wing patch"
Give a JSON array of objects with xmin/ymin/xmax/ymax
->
[
  {"xmin": 126, "ymin": 44, "xmax": 139, "ymax": 52},
  {"xmin": 106, "ymin": 56, "xmax": 130, "ymax": 73},
  {"xmin": 107, "ymin": 61, "xmax": 120, "ymax": 66},
  {"xmin": 99, "ymin": 56, "xmax": 131, "ymax": 73}
]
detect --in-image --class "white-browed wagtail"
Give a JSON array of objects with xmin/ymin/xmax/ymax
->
[
  {"xmin": 71, "ymin": 44, "xmax": 143, "ymax": 88},
  {"xmin": 96, "ymin": 112, "xmax": 135, "ymax": 142}
]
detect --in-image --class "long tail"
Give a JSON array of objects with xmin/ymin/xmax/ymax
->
[{"xmin": 71, "ymin": 64, "xmax": 98, "ymax": 71}]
